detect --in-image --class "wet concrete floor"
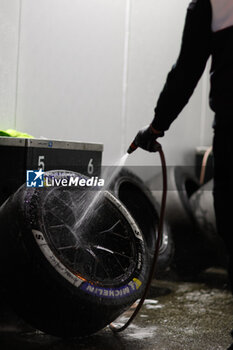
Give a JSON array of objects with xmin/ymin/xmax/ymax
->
[{"xmin": 0, "ymin": 268, "xmax": 233, "ymax": 350}]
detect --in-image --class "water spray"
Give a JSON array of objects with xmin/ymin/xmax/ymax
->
[{"xmin": 110, "ymin": 139, "xmax": 167, "ymax": 333}]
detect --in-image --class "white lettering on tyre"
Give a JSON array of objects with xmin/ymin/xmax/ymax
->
[{"xmin": 32, "ymin": 229, "xmax": 82, "ymax": 288}]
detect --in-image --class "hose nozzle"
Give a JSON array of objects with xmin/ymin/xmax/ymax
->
[{"xmin": 127, "ymin": 142, "xmax": 138, "ymax": 154}]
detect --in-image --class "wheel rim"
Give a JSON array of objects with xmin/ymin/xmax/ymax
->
[{"xmin": 38, "ymin": 187, "xmax": 139, "ymax": 286}]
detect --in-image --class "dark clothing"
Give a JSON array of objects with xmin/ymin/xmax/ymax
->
[
  {"xmin": 150, "ymin": 0, "xmax": 233, "ymax": 279},
  {"xmin": 210, "ymin": 26, "xmax": 233, "ymax": 121},
  {"xmin": 213, "ymin": 128, "xmax": 233, "ymax": 251},
  {"xmin": 213, "ymin": 126, "xmax": 233, "ymax": 288},
  {"xmin": 151, "ymin": 0, "xmax": 233, "ymax": 131}
]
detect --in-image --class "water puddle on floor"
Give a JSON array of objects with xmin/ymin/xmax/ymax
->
[{"xmin": 0, "ymin": 268, "xmax": 233, "ymax": 350}]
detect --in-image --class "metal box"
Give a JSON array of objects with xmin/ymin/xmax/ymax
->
[{"xmin": 0, "ymin": 137, "xmax": 103, "ymax": 206}]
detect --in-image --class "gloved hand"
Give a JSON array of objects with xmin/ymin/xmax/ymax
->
[{"xmin": 127, "ymin": 124, "xmax": 164, "ymax": 153}]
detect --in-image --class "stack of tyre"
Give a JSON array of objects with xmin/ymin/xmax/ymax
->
[
  {"xmin": 109, "ymin": 163, "xmax": 227, "ymax": 278},
  {"xmin": 101, "ymin": 163, "xmax": 226, "ymax": 279},
  {"xmin": 146, "ymin": 160, "xmax": 227, "ymax": 278},
  {"xmin": 189, "ymin": 179, "xmax": 227, "ymax": 269},
  {"xmin": 147, "ymin": 166, "xmax": 205, "ymax": 277}
]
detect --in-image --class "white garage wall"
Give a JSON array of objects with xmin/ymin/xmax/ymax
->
[
  {"xmin": 1, "ymin": 0, "xmax": 213, "ymax": 166},
  {"xmin": 125, "ymin": 0, "xmax": 213, "ymax": 167},
  {"xmin": 15, "ymin": 0, "xmax": 127, "ymax": 163},
  {"xmin": 0, "ymin": 0, "xmax": 20, "ymax": 129}
]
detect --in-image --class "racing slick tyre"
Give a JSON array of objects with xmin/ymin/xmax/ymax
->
[
  {"xmin": 147, "ymin": 166, "xmax": 210, "ymax": 277},
  {"xmin": 189, "ymin": 179, "xmax": 227, "ymax": 268},
  {"xmin": 108, "ymin": 168, "xmax": 174, "ymax": 273},
  {"xmin": 146, "ymin": 166, "xmax": 200, "ymax": 233},
  {"xmin": 0, "ymin": 170, "xmax": 150, "ymax": 338}
]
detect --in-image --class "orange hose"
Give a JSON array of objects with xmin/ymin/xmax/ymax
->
[{"xmin": 199, "ymin": 146, "xmax": 212, "ymax": 185}]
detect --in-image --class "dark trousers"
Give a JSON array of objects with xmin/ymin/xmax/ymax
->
[{"xmin": 213, "ymin": 126, "xmax": 233, "ymax": 286}]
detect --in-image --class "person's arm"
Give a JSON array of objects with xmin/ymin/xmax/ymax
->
[{"xmin": 151, "ymin": 0, "xmax": 212, "ymax": 132}]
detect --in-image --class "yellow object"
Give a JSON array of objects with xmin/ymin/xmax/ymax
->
[
  {"xmin": 133, "ymin": 278, "xmax": 142, "ymax": 289},
  {"xmin": 0, "ymin": 129, "xmax": 34, "ymax": 138}
]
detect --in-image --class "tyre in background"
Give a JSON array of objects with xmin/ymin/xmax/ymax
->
[
  {"xmin": 189, "ymin": 179, "xmax": 227, "ymax": 268},
  {"xmin": 108, "ymin": 168, "xmax": 174, "ymax": 274},
  {"xmin": 147, "ymin": 166, "xmax": 210, "ymax": 277}
]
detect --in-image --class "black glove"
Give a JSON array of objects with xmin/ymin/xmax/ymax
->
[{"xmin": 127, "ymin": 124, "xmax": 164, "ymax": 153}]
